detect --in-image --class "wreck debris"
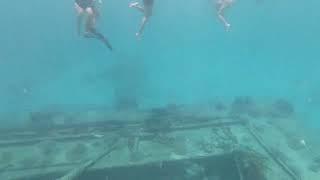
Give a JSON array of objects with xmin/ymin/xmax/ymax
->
[
  {"xmin": 267, "ymin": 99, "xmax": 295, "ymax": 118},
  {"xmin": 65, "ymin": 143, "xmax": 89, "ymax": 162},
  {"xmin": 57, "ymin": 139, "xmax": 118, "ymax": 180},
  {"xmin": 246, "ymin": 124, "xmax": 301, "ymax": 180}
]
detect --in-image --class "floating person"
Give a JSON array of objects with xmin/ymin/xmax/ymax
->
[
  {"xmin": 129, "ymin": 0, "xmax": 154, "ymax": 38},
  {"xmin": 75, "ymin": 0, "xmax": 113, "ymax": 50},
  {"xmin": 215, "ymin": 0, "xmax": 234, "ymax": 32}
]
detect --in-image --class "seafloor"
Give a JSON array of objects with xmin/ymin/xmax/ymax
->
[{"xmin": 0, "ymin": 97, "xmax": 319, "ymax": 180}]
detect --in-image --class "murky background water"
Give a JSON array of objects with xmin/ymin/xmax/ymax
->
[{"xmin": 0, "ymin": 0, "xmax": 319, "ymax": 127}]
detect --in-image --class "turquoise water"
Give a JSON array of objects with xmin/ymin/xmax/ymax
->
[{"xmin": 0, "ymin": 0, "xmax": 319, "ymax": 127}]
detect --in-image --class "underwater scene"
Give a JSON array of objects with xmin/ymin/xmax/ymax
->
[{"xmin": 0, "ymin": 0, "xmax": 319, "ymax": 179}]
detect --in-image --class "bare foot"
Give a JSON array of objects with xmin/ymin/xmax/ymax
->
[
  {"xmin": 225, "ymin": 23, "xmax": 231, "ymax": 32},
  {"xmin": 129, "ymin": 2, "xmax": 139, "ymax": 8},
  {"xmin": 135, "ymin": 32, "xmax": 142, "ymax": 40}
]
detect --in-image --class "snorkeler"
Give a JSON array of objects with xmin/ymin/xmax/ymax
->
[
  {"xmin": 129, "ymin": 0, "xmax": 154, "ymax": 38},
  {"xmin": 215, "ymin": 0, "xmax": 234, "ymax": 32},
  {"xmin": 75, "ymin": 0, "xmax": 113, "ymax": 50}
]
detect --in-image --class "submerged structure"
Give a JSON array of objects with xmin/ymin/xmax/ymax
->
[{"xmin": 0, "ymin": 98, "xmax": 319, "ymax": 180}]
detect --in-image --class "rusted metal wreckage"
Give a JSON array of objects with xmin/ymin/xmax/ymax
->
[{"xmin": 0, "ymin": 106, "xmax": 307, "ymax": 180}]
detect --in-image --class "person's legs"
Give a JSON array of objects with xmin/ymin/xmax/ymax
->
[
  {"xmin": 84, "ymin": 7, "xmax": 113, "ymax": 50},
  {"xmin": 136, "ymin": 16, "xmax": 149, "ymax": 37},
  {"xmin": 75, "ymin": 3, "xmax": 84, "ymax": 35},
  {"xmin": 216, "ymin": 1, "xmax": 232, "ymax": 31},
  {"xmin": 136, "ymin": 4, "xmax": 153, "ymax": 38},
  {"xmin": 130, "ymin": 1, "xmax": 153, "ymax": 38},
  {"xmin": 217, "ymin": 4, "xmax": 230, "ymax": 31},
  {"xmin": 84, "ymin": 8, "xmax": 96, "ymax": 31},
  {"xmin": 129, "ymin": 2, "xmax": 145, "ymax": 13}
]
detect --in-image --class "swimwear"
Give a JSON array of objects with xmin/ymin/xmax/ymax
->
[{"xmin": 75, "ymin": 0, "xmax": 94, "ymax": 9}]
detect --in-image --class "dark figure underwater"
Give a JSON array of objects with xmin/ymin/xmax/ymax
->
[{"xmin": 75, "ymin": 0, "xmax": 113, "ymax": 50}]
